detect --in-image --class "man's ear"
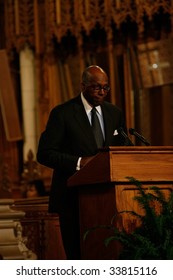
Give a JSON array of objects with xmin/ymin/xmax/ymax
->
[{"xmin": 80, "ymin": 83, "xmax": 86, "ymax": 92}]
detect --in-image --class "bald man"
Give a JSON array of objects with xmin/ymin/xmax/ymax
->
[{"xmin": 37, "ymin": 65, "xmax": 127, "ymax": 259}]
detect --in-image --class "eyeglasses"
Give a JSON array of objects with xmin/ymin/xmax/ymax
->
[{"xmin": 87, "ymin": 84, "xmax": 110, "ymax": 92}]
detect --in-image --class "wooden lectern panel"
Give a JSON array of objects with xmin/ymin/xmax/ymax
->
[
  {"xmin": 68, "ymin": 146, "xmax": 173, "ymax": 186},
  {"xmin": 115, "ymin": 183, "xmax": 173, "ymax": 231},
  {"xmin": 67, "ymin": 146, "xmax": 173, "ymax": 259},
  {"xmin": 79, "ymin": 183, "xmax": 120, "ymax": 260}
]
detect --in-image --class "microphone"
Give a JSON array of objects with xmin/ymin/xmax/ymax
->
[
  {"xmin": 129, "ymin": 128, "xmax": 150, "ymax": 146},
  {"xmin": 117, "ymin": 127, "xmax": 134, "ymax": 146}
]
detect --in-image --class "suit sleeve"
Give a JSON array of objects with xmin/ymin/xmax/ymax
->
[{"xmin": 37, "ymin": 107, "xmax": 78, "ymax": 173}]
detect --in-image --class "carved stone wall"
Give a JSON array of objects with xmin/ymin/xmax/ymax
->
[{"xmin": 3, "ymin": 0, "xmax": 173, "ymax": 56}]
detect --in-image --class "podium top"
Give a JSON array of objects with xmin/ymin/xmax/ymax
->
[
  {"xmin": 103, "ymin": 146, "xmax": 173, "ymax": 153},
  {"xmin": 68, "ymin": 146, "xmax": 173, "ymax": 187}
]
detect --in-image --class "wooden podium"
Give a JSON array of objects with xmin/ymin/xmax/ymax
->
[{"xmin": 68, "ymin": 146, "xmax": 173, "ymax": 260}]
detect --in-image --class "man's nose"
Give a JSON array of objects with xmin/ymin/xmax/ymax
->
[{"xmin": 99, "ymin": 88, "xmax": 106, "ymax": 94}]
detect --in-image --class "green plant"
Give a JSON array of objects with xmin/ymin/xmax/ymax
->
[{"xmin": 84, "ymin": 177, "xmax": 173, "ymax": 259}]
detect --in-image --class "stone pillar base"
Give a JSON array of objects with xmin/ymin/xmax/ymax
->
[{"xmin": 0, "ymin": 199, "xmax": 37, "ymax": 260}]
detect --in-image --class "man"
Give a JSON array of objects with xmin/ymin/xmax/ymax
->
[{"xmin": 37, "ymin": 65, "xmax": 128, "ymax": 259}]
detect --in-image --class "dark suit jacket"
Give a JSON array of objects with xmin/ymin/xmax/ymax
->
[{"xmin": 37, "ymin": 94, "xmax": 127, "ymax": 213}]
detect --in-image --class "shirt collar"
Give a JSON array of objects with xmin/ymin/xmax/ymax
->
[{"xmin": 81, "ymin": 92, "xmax": 102, "ymax": 115}]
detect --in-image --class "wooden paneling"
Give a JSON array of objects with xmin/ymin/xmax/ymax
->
[{"xmin": 0, "ymin": 50, "xmax": 22, "ymax": 141}]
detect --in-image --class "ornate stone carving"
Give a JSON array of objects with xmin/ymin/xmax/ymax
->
[
  {"xmin": 0, "ymin": 156, "xmax": 12, "ymax": 198},
  {"xmin": 4, "ymin": 0, "xmax": 173, "ymax": 55},
  {"xmin": 21, "ymin": 149, "xmax": 41, "ymax": 184}
]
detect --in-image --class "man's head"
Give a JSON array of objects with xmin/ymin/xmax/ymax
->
[{"xmin": 81, "ymin": 65, "xmax": 110, "ymax": 106}]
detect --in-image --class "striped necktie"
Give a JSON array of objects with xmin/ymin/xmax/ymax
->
[{"xmin": 91, "ymin": 107, "xmax": 104, "ymax": 148}]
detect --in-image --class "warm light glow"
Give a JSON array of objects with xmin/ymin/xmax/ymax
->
[{"xmin": 152, "ymin": 63, "xmax": 158, "ymax": 69}]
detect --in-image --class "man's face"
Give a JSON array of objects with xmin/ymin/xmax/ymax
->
[{"xmin": 82, "ymin": 72, "xmax": 110, "ymax": 106}]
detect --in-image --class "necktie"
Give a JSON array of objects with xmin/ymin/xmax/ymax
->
[{"xmin": 91, "ymin": 107, "xmax": 104, "ymax": 148}]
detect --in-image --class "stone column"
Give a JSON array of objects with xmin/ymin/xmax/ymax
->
[{"xmin": 19, "ymin": 45, "xmax": 37, "ymax": 160}]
